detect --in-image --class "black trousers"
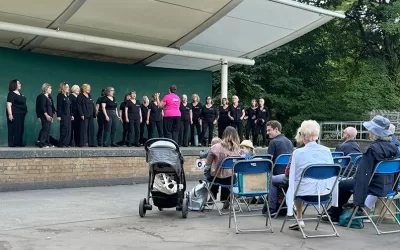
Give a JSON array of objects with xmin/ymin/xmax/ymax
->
[
  {"xmin": 122, "ymin": 121, "xmax": 129, "ymax": 142},
  {"xmin": 207, "ymin": 176, "xmax": 232, "ymax": 201},
  {"xmin": 7, "ymin": 113, "xmax": 25, "ymax": 147},
  {"xmin": 190, "ymin": 119, "xmax": 202, "ymax": 146},
  {"xmin": 329, "ymin": 179, "xmax": 355, "ymax": 219},
  {"xmin": 128, "ymin": 118, "xmax": 140, "ymax": 144},
  {"xmin": 202, "ymin": 121, "xmax": 214, "ymax": 146},
  {"xmin": 245, "ymin": 121, "xmax": 257, "ymax": 144},
  {"xmin": 218, "ymin": 120, "xmax": 230, "ymax": 138},
  {"xmin": 79, "ymin": 116, "xmax": 95, "ymax": 146},
  {"xmin": 149, "ymin": 120, "xmax": 163, "ymax": 139},
  {"xmin": 255, "ymin": 122, "xmax": 267, "ymax": 146},
  {"xmin": 163, "ymin": 116, "xmax": 180, "ymax": 143},
  {"xmin": 103, "ymin": 111, "xmax": 118, "ymax": 146},
  {"xmin": 140, "ymin": 121, "xmax": 151, "ymax": 144},
  {"xmin": 39, "ymin": 116, "xmax": 52, "ymax": 145},
  {"xmin": 70, "ymin": 115, "xmax": 80, "ymax": 146},
  {"xmin": 179, "ymin": 119, "xmax": 190, "ymax": 146},
  {"xmin": 231, "ymin": 121, "xmax": 243, "ymax": 141},
  {"xmin": 97, "ymin": 116, "xmax": 105, "ymax": 146},
  {"xmin": 59, "ymin": 115, "xmax": 72, "ymax": 147}
]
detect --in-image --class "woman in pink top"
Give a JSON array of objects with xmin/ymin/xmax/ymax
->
[
  {"xmin": 205, "ymin": 126, "xmax": 241, "ymax": 209},
  {"xmin": 157, "ymin": 85, "xmax": 181, "ymax": 143}
]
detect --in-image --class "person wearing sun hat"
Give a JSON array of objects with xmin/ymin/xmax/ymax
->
[
  {"xmin": 325, "ymin": 115, "xmax": 400, "ymax": 222},
  {"xmin": 240, "ymin": 140, "xmax": 255, "ymax": 159}
]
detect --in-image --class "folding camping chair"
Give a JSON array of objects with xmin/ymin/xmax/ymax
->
[
  {"xmin": 228, "ymin": 159, "xmax": 274, "ymax": 234},
  {"xmin": 346, "ymin": 158, "xmax": 400, "ymax": 235},
  {"xmin": 272, "ymin": 154, "xmax": 291, "ymax": 218},
  {"xmin": 346, "ymin": 155, "xmax": 362, "ymax": 178},
  {"xmin": 205, "ymin": 156, "xmax": 245, "ymax": 216},
  {"xmin": 252, "ymin": 154, "xmax": 273, "ymax": 160},
  {"xmin": 348, "ymin": 153, "xmax": 362, "ymax": 162},
  {"xmin": 280, "ymin": 164, "xmax": 341, "ymax": 239},
  {"xmin": 334, "ymin": 156, "xmax": 352, "ymax": 178},
  {"xmin": 331, "ymin": 152, "xmax": 344, "ymax": 158}
]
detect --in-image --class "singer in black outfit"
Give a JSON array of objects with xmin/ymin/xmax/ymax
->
[
  {"xmin": 101, "ymin": 87, "xmax": 121, "ymax": 147},
  {"xmin": 140, "ymin": 96, "xmax": 151, "ymax": 145},
  {"xmin": 6, "ymin": 79, "xmax": 27, "ymax": 147},
  {"xmin": 35, "ymin": 92, "xmax": 56, "ymax": 147},
  {"xmin": 125, "ymin": 91, "xmax": 142, "ymax": 147},
  {"xmin": 96, "ymin": 88, "xmax": 106, "ymax": 146},
  {"xmin": 77, "ymin": 83, "xmax": 96, "ymax": 147},
  {"xmin": 56, "ymin": 82, "xmax": 72, "ymax": 147},
  {"xmin": 37, "ymin": 83, "xmax": 54, "ymax": 148},
  {"xmin": 255, "ymin": 98, "xmax": 270, "ymax": 147},
  {"xmin": 200, "ymin": 96, "xmax": 218, "ymax": 146},
  {"xmin": 228, "ymin": 95, "xmax": 245, "ymax": 141},
  {"xmin": 147, "ymin": 93, "xmax": 163, "ymax": 139},
  {"xmin": 217, "ymin": 98, "xmax": 230, "ymax": 138},
  {"xmin": 190, "ymin": 94, "xmax": 202, "ymax": 146},
  {"xmin": 69, "ymin": 85, "xmax": 80, "ymax": 146},
  {"xmin": 178, "ymin": 94, "xmax": 192, "ymax": 147},
  {"xmin": 119, "ymin": 93, "xmax": 130, "ymax": 146},
  {"xmin": 245, "ymin": 98, "xmax": 258, "ymax": 144}
]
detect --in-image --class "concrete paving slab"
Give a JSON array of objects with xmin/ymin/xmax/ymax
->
[{"xmin": 0, "ymin": 182, "xmax": 398, "ymax": 250}]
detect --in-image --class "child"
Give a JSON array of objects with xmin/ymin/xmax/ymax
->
[{"xmin": 240, "ymin": 140, "xmax": 255, "ymax": 160}]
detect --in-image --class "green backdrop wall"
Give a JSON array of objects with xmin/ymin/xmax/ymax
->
[{"xmin": 0, "ymin": 48, "xmax": 211, "ymax": 146}]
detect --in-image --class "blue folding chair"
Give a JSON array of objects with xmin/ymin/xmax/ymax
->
[
  {"xmin": 204, "ymin": 156, "xmax": 245, "ymax": 215},
  {"xmin": 346, "ymin": 155, "xmax": 362, "ymax": 178},
  {"xmin": 280, "ymin": 164, "xmax": 341, "ymax": 239},
  {"xmin": 229, "ymin": 159, "xmax": 274, "ymax": 234},
  {"xmin": 333, "ymin": 156, "xmax": 352, "ymax": 178},
  {"xmin": 346, "ymin": 158, "xmax": 400, "ymax": 235},
  {"xmin": 331, "ymin": 152, "xmax": 344, "ymax": 158},
  {"xmin": 348, "ymin": 153, "xmax": 362, "ymax": 163},
  {"xmin": 272, "ymin": 153, "xmax": 291, "ymax": 218},
  {"xmin": 252, "ymin": 154, "xmax": 273, "ymax": 160}
]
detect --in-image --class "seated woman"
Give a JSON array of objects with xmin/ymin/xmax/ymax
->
[
  {"xmin": 285, "ymin": 120, "xmax": 335, "ymax": 230},
  {"xmin": 205, "ymin": 126, "xmax": 241, "ymax": 209},
  {"xmin": 326, "ymin": 115, "xmax": 400, "ymax": 222}
]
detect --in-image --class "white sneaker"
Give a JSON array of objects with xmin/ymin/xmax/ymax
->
[{"xmin": 289, "ymin": 220, "xmax": 305, "ymax": 230}]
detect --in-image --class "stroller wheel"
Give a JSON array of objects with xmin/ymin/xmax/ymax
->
[
  {"xmin": 158, "ymin": 207, "xmax": 163, "ymax": 211},
  {"xmin": 139, "ymin": 198, "xmax": 147, "ymax": 217},
  {"xmin": 182, "ymin": 196, "xmax": 189, "ymax": 219}
]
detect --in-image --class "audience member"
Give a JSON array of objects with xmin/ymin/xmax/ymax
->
[
  {"xmin": 266, "ymin": 120, "xmax": 294, "ymax": 175},
  {"xmin": 335, "ymin": 127, "xmax": 361, "ymax": 155}
]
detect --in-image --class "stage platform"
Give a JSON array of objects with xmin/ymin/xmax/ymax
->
[{"xmin": 0, "ymin": 146, "xmax": 268, "ymax": 192}]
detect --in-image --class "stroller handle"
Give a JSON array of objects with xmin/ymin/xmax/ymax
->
[{"xmin": 144, "ymin": 138, "xmax": 180, "ymax": 153}]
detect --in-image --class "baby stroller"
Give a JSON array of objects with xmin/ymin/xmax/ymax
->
[{"xmin": 139, "ymin": 138, "xmax": 189, "ymax": 218}]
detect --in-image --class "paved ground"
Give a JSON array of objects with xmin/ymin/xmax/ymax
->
[{"xmin": 0, "ymin": 182, "xmax": 398, "ymax": 250}]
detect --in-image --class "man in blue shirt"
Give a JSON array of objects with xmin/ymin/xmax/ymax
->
[
  {"xmin": 267, "ymin": 120, "xmax": 294, "ymax": 175},
  {"xmin": 335, "ymin": 127, "xmax": 361, "ymax": 155}
]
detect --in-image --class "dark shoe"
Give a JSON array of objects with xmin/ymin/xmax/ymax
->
[
  {"xmin": 111, "ymin": 144, "xmax": 119, "ymax": 147},
  {"xmin": 57, "ymin": 145, "xmax": 67, "ymax": 148},
  {"xmin": 126, "ymin": 143, "xmax": 133, "ymax": 147},
  {"xmin": 321, "ymin": 215, "xmax": 339, "ymax": 223},
  {"xmin": 134, "ymin": 143, "xmax": 141, "ymax": 147},
  {"xmin": 89, "ymin": 145, "xmax": 97, "ymax": 147},
  {"xmin": 103, "ymin": 144, "xmax": 110, "ymax": 147},
  {"xmin": 222, "ymin": 201, "xmax": 230, "ymax": 210}
]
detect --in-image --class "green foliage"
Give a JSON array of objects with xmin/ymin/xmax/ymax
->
[{"xmin": 212, "ymin": 0, "xmax": 400, "ymax": 137}]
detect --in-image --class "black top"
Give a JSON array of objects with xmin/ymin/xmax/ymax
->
[
  {"xmin": 228, "ymin": 103, "xmax": 244, "ymax": 122},
  {"xmin": 96, "ymin": 97, "xmax": 105, "ymax": 118},
  {"xmin": 125, "ymin": 100, "xmax": 141, "ymax": 119},
  {"xmin": 256, "ymin": 106, "xmax": 270, "ymax": 124},
  {"xmin": 77, "ymin": 93, "xmax": 95, "ymax": 118},
  {"xmin": 149, "ymin": 102, "xmax": 162, "ymax": 122},
  {"xmin": 200, "ymin": 104, "xmax": 217, "ymax": 122},
  {"xmin": 56, "ymin": 93, "xmax": 71, "ymax": 117},
  {"xmin": 69, "ymin": 94, "xmax": 79, "ymax": 117},
  {"xmin": 36, "ymin": 94, "xmax": 56, "ymax": 118},
  {"xmin": 246, "ymin": 107, "xmax": 258, "ymax": 123},
  {"xmin": 141, "ymin": 103, "xmax": 149, "ymax": 123},
  {"xmin": 101, "ymin": 96, "xmax": 118, "ymax": 110},
  {"xmin": 120, "ymin": 101, "xmax": 127, "ymax": 121},
  {"xmin": 36, "ymin": 94, "xmax": 54, "ymax": 117},
  {"xmin": 353, "ymin": 140, "xmax": 400, "ymax": 206},
  {"xmin": 218, "ymin": 105, "xmax": 230, "ymax": 123},
  {"xmin": 335, "ymin": 140, "xmax": 361, "ymax": 156},
  {"xmin": 191, "ymin": 102, "xmax": 203, "ymax": 120},
  {"xmin": 7, "ymin": 91, "xmax": 27, "ymax": 114},
  {"xmin": 267, "ymin": 134, "xmax": 294, "ymax": 175},
  {"xmin": 180, "ymin": 103, "xmax": 192, "ymax": 121}
]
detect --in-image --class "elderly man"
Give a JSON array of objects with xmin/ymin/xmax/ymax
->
[{"xmin": 335, "ymin": 127, "xmax": 361, "ymax": 155}]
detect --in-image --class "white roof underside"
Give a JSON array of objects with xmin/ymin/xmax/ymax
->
[{"xmin": 0, "ymin": 0, "xmax": 343, "ymax": 71}]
